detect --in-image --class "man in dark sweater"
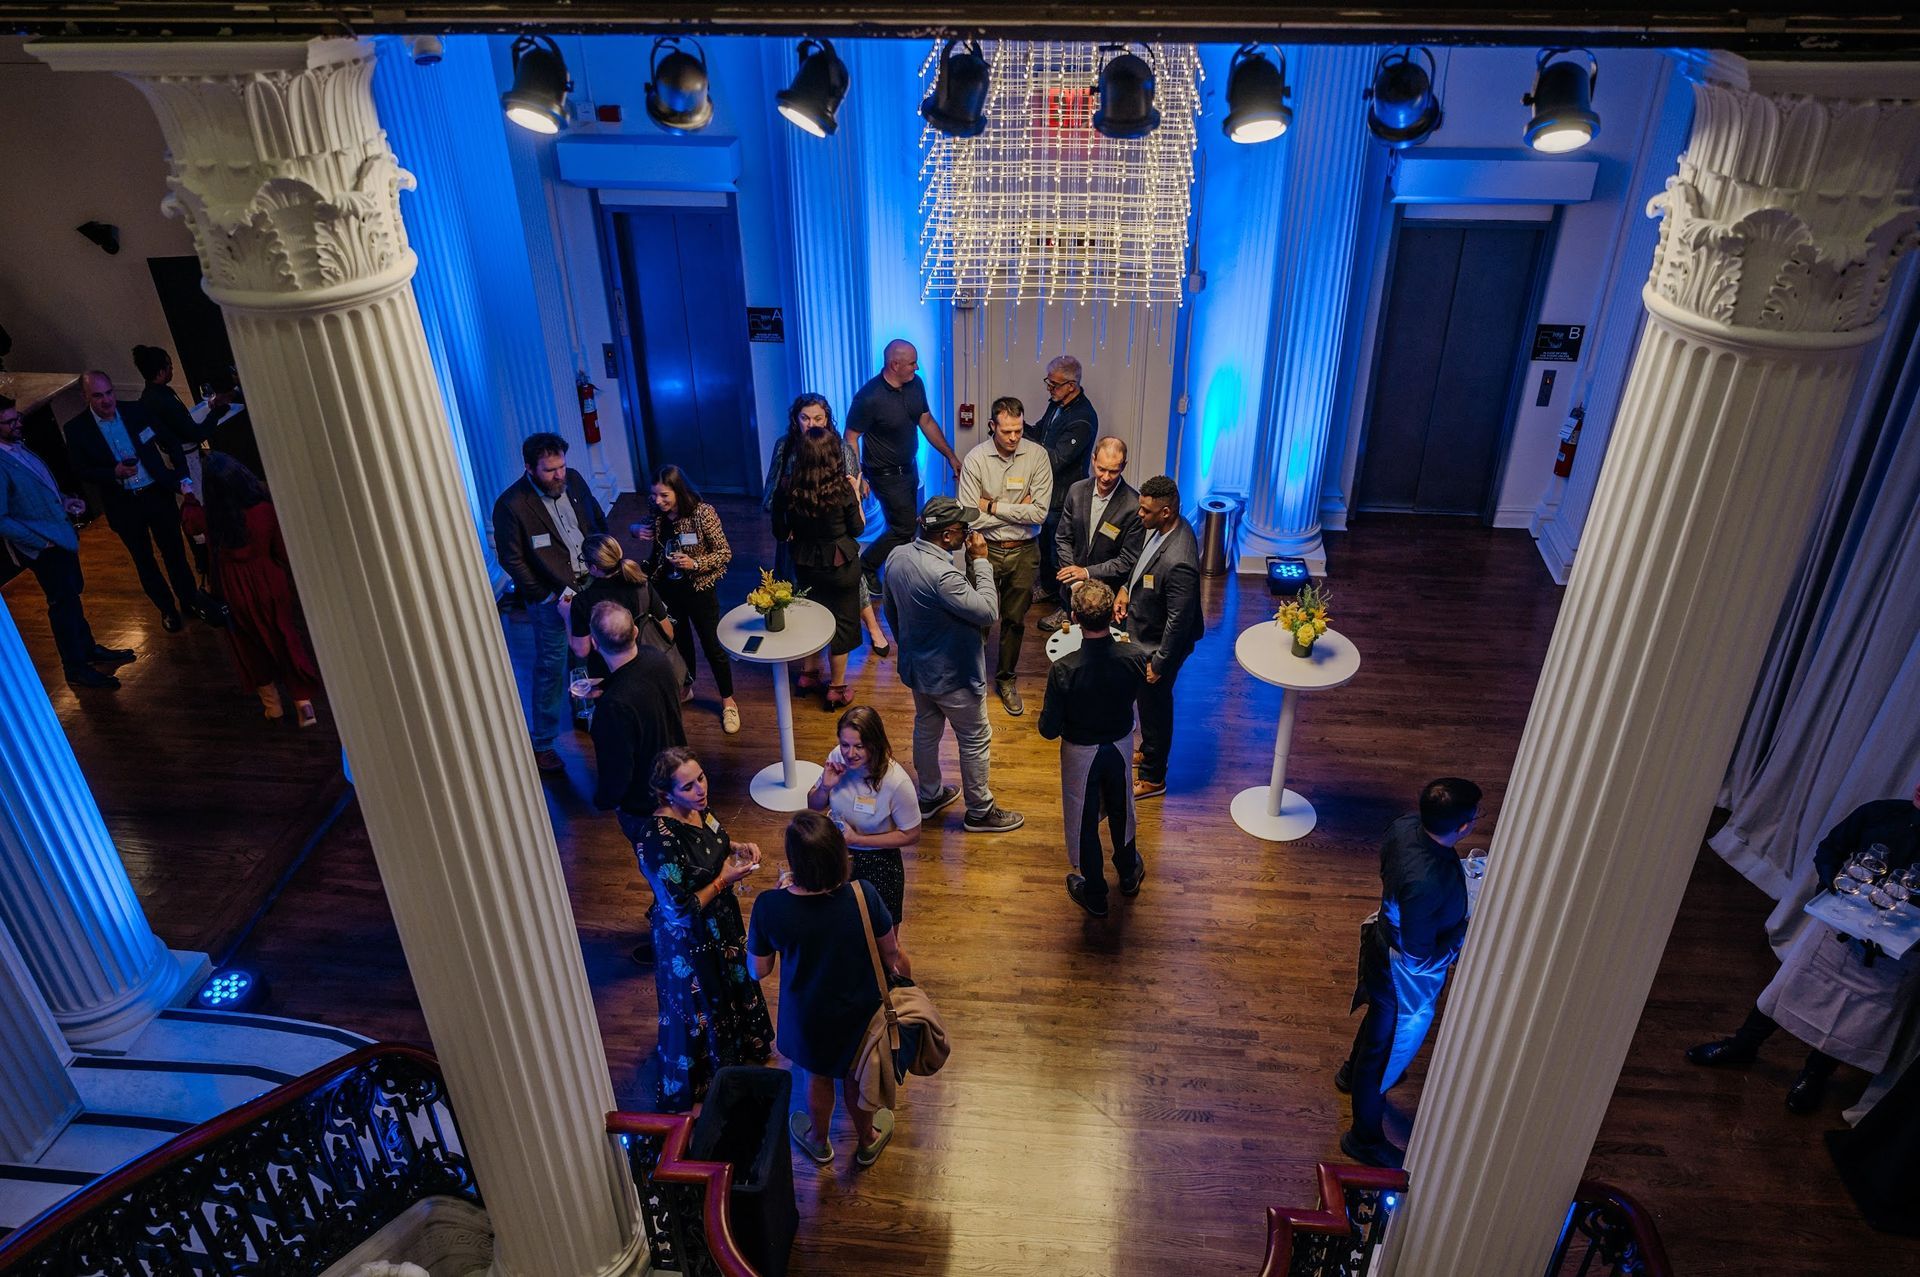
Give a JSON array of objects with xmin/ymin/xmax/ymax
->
[
  {"xmin": 1031, "ymin": 354, "xmax": 1098, "ymax": 590},
  {"xmin": 1337, "ymin": 777, "xmax": 1482, "ymax": 1168},
  {"xmin": 1038, "ymin": 580, "xmax": 1149, "ymax": 918}
]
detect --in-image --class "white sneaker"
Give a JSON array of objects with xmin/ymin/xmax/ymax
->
[{"xmin": 722, "ymin": 705, "xmax": 741, "ymax": 735}]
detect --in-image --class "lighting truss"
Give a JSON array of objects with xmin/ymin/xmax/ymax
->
[{"xmin": 920, "ymin": 40, "xmax": 1202, "ymax": 307}]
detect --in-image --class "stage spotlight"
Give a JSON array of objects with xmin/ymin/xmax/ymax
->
[
  {"xmin": 502, "ymin": 35, "xmax": 571, "ymax": 135},
  {"xmin": 1223, "ymin": 44, "xmax": 1290, "ymax": 143},
  {"xmin": 1365, "ymin": 47, "xmax": 1441, "ymax": 148},
  {"xmin": 1093, "ymin": 46, "xmax": 1159, "ymax": 139},
  {"xmin": 646, "ymin": 37, "xmax": 713, "ymax": 133},
  {"xmin": 1524, "ymin": 49, "xmax": 1600, "ymax": 153},
  {"xmin": 922, "ymin": 37, "xmax": 991, "ymax": 137},
  {"xmin": 777, "ymin": 37, "xmax": 849, "ymax": 137}
]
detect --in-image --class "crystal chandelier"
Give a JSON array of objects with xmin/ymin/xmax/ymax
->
[{"xmin": 920, "ymin": 41, "xmax": 1202, "ymax": 307}]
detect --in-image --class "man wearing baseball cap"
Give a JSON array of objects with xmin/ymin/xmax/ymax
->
[{"xmin": 879, "ymin": 496, "xmax": 1025, "ymax": 833}]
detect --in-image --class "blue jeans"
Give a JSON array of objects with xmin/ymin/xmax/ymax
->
[{"xmin": 527, "ymin": 596, "xmax": 573, "ymax": 751}]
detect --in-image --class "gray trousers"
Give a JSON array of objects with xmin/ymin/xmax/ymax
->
[
  {"xmin": 911, "ymin": 686, "xmax": 994, "ymax": 818},
  {"xmin": 1061, "ymin": 735, "xmax": 1139, "ymax": 899}
]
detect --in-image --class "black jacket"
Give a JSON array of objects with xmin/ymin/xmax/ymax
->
[
  {"xmin": 1038, "ymin": 632, "xmax": 1149, "ymax": 746},
  {"xmin": 492, "ymin": 471, "xmax": 608, "ymax": 602},
  {"xmin": 589, "ymin": 649, "xmax": 688, "ymax": 817},
  {"xmin": 1055, "ymin": 477, "xmax": 1143, "ymax": 587},
  {"xmin": 1813, "ymin": 799, "xmax": 1920, "ymax": 889},
  {"xmin": 771, "ymin": 487, "xmax": 865, "ymax": 571},
  {"xmin": 1033, "ymin": 392, "xmax": 1098, "ymax": 513},
  {"xmin": 63, "ymin": 402, "xmax": 180, "ymax": 513},
  {"xmin": 137, "ymin": 383, "xmax": 208, "ymax": 462},
  {"xmin": 1121, "ymin": 515, "xmax": 1203, "ymax": 677}
]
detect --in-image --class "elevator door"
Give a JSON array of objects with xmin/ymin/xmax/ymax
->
[
  {"xmin": 611, "ymin": 205, "xmax": 756, "ymax": 494},
  {"xmin": 1357, "ymin": 221, "xmax": 1547, "ymax": 517}
]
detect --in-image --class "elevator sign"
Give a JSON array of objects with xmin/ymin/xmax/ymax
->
[
  {"xmin": 748, "ymin": 308, "xmax": 785, "ymax": 343},
  {"xmin": 1531, "ymin": 324, "xmax": 1584, "ymax": 363}
]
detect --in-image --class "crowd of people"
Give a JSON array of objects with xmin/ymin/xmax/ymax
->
[{"xmin": 0, "ymin": 354, "xmax": 321, "ymax": 720}]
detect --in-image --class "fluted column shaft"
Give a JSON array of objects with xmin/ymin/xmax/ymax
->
[
  {"xmin": 0, "ymin": 915, "xmax": 80, "ymax": 1162},
  {"xmin": 1382, "ymin": 60, "xmax": 1920, "ymax": 1277},
  {"xmin": 30, "ymin": 38, "xmax": 642, "ymax": 1276},
  {"xmin": 1242, "ymin": 45, "xmax": 1375, "ymax": 574},
  {"xmin": 0, "ymin": 596, "xmax": 193, "ymax": 1045}
]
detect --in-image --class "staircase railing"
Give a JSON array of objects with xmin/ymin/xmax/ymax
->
[
  {"xmin": 0, "ymin": 1044, "xmax": 478, "ymax": 1276},
  {"xmin": 605, "ymin": 1111, "xmax": 761, "ymax": 1277},
  {"xmin": 1546, "ymin": 1179, "xmax": 1673, "ymax": 1277}
]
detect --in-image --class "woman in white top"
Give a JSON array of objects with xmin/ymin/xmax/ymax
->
[{"xmin": 807, "ymin": 705, "xmax": 921, "ymax": 929}]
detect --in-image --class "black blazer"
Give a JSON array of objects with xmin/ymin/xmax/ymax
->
[
  {"xmin": 492, "ymin": 470, "xmax": 608, "ymax": 602},
  {"xmin": 771, "ymin": 487, "xmax": 865, "ymax": 572},
  {"xmin": 1055, "ymin": 477, "xmax": 1143, "ymax": 587},
  {"xmin": 63, "ymin": 402, "xmax": 179, "ymax": 513},
  {"xmin": 1122, "ymin": 515, "xmax": 1203, "ymax": 676},
  {"xmin": 137, "ymin": 383, "xmax": 208, "ymax": 461}
]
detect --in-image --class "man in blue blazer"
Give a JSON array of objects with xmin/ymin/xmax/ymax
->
[
  {"xmin": 63, "ymin": 371, "xmax": 207, "ymax": 632},
  {"xmin": 1114, "ymin": 474, "xmax": 1204, "ymax": 800},
  {"xmin": 1, "ymin": 395, "xmax": 133, "ymax": 687}
]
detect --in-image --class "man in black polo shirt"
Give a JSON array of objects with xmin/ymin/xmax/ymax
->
[
  {"xmin": 1039, "ymin": 580, "xmax": 1149, "ymax": 918},
  {"xmin": 847, "ymin": 339, "xmax": 963, "ymax": 595}
]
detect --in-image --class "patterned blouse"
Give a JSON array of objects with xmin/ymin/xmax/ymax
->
[{"xmin": 645, "ymin": 501, "xmax": 732, "ymax": 593}]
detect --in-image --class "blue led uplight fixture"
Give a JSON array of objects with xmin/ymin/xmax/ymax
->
[
  {"xmin": 195, "ymin": 968, "xmax": 269, "ymax": 1012},
  {"xmin": 1267, "ymin": 556, "xmax": 1310, "ymax": 597}
]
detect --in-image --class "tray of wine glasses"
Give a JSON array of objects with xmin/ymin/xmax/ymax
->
[{"xmin": 1805, "ymin": 848, "xmax": 1920, "ymax": 959}]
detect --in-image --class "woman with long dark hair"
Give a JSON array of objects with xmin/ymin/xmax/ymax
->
[
  {"xmin": 765, "ymin": 393, "xmax": 890, "ymax": 656},
  {"xmin": 644, "ymin": 464, "xmax": 741, "ymax": 733},
  {"xmin": 773, "ymin": 425, "xmax": 865, "ymax": 705},
  {"xmin": 807, "ymin": 705, "xmax": 921, "ymax": 927},
  {"xmin": 179, "ymin": 452, "xmax": 323, "ymax": 726}
]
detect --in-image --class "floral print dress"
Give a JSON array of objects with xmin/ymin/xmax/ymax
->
[{"xmin": 634, "ymin": 814, "xmax": 773, "ymax": 1111}]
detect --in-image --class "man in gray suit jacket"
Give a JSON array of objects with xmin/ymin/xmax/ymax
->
[
  {"xmin": 1040, "ymin": 436, "xmax": 1144, "ymax": 634},
  {"xmin": 0, "ymin": 396, "xmax": 132, "ymax": 687},
  {"xmin": 1115, "ymin": 475, "xmax": 1203, "ymax": 800}
]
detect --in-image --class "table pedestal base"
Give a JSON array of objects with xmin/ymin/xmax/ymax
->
[
  {"xmin": 1232, "ymin": 785, "xmax": 1318, "ymax": 841},
  {"xmin": 750, "ymin": 760, "xmax": 824, "ymax": 813}
]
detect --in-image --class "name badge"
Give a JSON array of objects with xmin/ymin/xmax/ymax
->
[
  {"xmin": 853, "ymin": 795, "xmax": 878, "ymax": 814},
  {"xmin": 679, "ymin": 531, "xmax": 699, "ymax": 548},
  {"xmin": 1098, "ymin": 520, "xmax": 1121, "ymax": 539},
  {"xmin": 704, "ymin": 813, "xmax": 720, "ymax": 833},
  {"xmin": 1144, "ymin": 574, "xmax": 1155, "ymax": 590},
  {"xmin": 531, "ymin": 533, "xmax": 553, "ymax": 549},
  {"xmin": 138, "ymin": 427, "xmax": 156, "ymax": 444},
  {"xmin": 1004, "ymin": 477, "xmax": 1025, "ymax": 492}
]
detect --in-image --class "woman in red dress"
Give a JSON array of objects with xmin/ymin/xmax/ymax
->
[{"xmin": 180, "ymin": 452, "xmax": 323, "ymax": 726}]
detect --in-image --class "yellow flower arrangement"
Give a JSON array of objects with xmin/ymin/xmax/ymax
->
[
  {"xmin": 749, "ymin": 568, "xmax": 808, "ymax": 617},
  {"xmin": 1275, "ymin": 583, "xmax": 1330, "ymax": 656}
]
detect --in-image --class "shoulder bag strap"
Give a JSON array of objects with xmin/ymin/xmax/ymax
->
[{"xmin": 851, "ymin": 883, "xmax": 901, "ymax": 1048}]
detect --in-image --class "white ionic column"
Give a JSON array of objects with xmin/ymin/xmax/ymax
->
[
  {"xmin": 1382, "ymin": 60, "xmax": 1920, "ymax": 1277},
  {"xmin": 30, "ymin": 39, "xmax": 642, "ymax": 1277},
  {"xmin": 1239, "ymin": 45, "xmax": 1376, "ymax": 576},
  {"xmin": 0, "ymin": 919, "xmax": 81, "ymax": 1162},
  {"xmin": 0, "ymin": 595, "xmax": 203, "ymax": 1046}
]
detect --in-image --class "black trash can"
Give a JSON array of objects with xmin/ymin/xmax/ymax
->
[{"xmin": 690, "ymin": 1065, "xmax": 797, "ymax": 1277}]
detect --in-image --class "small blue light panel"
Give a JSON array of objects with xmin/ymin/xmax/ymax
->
[
  {"xmin": 196, "ymin": 970, "xmax": 256, "ymax": 1009},
  {"xmin": 1266, "ymin": 556, "xmax": 1310, "ymax": 596}
]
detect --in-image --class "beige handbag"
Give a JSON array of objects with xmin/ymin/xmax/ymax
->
[{"xmin": 851, "ymin": 883, "xmax": 951, "ymax": 1112}]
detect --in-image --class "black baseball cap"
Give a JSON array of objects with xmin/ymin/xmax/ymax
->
[{"xmin": 917, "ymin": 495, "xmax": 980, "ymax": 531}]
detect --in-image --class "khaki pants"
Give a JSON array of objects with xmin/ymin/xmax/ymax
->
[{"xmin": 986, "ymin": 538, "xmax": 1039, "ymax": 684}]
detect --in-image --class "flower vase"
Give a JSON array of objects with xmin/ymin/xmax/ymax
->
[
  {"xmin": 766, "ymin": 606, "xmax": 787, "ymax": 634},
  {"xmin": 1290, "ymin": 633, "xmax": 1314, "ymax": 658}
]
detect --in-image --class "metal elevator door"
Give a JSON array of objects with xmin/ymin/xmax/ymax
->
[
  {"xmin": 611, "ymin": 205, "xmax": 756, "ymax": 494},
  {"xmin": 1357, "ymin": 220, "xmax": 1548, "ymax": 518}
]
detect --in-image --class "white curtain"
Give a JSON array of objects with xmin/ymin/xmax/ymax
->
[{"xmin": 1710, "ymin": 264, "xmax": 1920, "ymax": 1117}]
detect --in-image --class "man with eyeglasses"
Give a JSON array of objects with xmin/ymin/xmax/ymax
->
[
  {"xmin": 0, "ymin": 395, "xmax": 134, "ymax": 688},
  {"xmin": 1031, "ymin": 355, "xmax": 1099, "ymax": 593}
]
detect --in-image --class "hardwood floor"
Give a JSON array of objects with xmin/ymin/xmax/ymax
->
[{"xmin": 11, "ymin": 499, "xmax": 1912, "ymax": 1276}]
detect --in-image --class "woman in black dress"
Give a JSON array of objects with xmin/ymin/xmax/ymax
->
[
  {"xmin": 771, "ymin": 425, "xmax": 865, "ymax": 708},
  {"xmin": 567, "ymin": 533, "xmax": 676, "ymax": 680},
  {"xmin": 631, "ymin": 746, "xmax": 773, "ymax": 1111},
  {"xmin": 748, "ymin": 811, "xmax": 912, "ymax": 1168},
  {"xmin": 763, "ymin": 394, "xmax": 890, "ymax": 657}
]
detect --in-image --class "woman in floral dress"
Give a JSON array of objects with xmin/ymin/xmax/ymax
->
[{"xmin": 632, "ymin": 746, "xmax": 774, "ymax": 1111}]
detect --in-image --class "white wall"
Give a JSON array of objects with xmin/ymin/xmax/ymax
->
[{"xmin": 0, "ymin": 38, "xmax": 195, "ymax": 391}]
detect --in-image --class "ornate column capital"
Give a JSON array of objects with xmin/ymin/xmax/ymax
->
[
  {"xmin": 29, "ymin": 38, "xmax": 415, "ymax": 307},
  {"xmin": 1647, "ymin": 57, "xmax": 1920, "ymax": 338}
]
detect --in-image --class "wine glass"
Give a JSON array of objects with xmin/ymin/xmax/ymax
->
[
  {"xmin": 726, "ymin": 847, "xmax": 757, "ymax": 896},
  {"xmin": 1868, "ymin": 878, "xmax": 1907, "ymax": 927}
]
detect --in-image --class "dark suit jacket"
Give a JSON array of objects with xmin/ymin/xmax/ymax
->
[
  {"xmin": 1123, "ymin": 515, "xmax": 1203, "ymax": 677},
  {"xmin": 137, "ymin": 383, "xmax": 208, "ymax": 462},
  {"xmin": 1055, "ymin": 477, "xmax": 1143, "ymax": 586},
  {"xmin": 492, "ymin": 471, "xmax": 608, "ymax": 602},
  {"xmin": 63, "ymin": 403, "xmax": 180, "ymax": 516},
  {"xmin": 589, "ymin": 649, "xmax": 688, "ymax": 817}
]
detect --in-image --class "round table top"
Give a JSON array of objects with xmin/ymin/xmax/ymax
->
[
  {"xmin": 1045, "ymin": 625, "xmax": 1141, "ymax": 663},
  {"xmin": 718, "ymin": 598, "xmax": 835, "ymax": 664},
  {"xmin": 1235, "ymin": 622, "xmax": 1361, "ymax": 691}
]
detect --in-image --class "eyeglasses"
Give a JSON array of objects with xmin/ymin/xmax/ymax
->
[{"xmin": 1044, "ymin": 377, "xmax": 1073, "ymax": 389}]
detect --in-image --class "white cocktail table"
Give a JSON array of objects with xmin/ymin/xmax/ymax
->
[
  {"xmin": 1045, "ymin": 624, "xmax": 1083, "ymax": 662},
  {"xmin": 1231, "ymin": 623, "xmax": 1361, "ymax": 841},
  {"xmin": 718, "ymin": 598, "xmax": 836, "ymax": 811}
]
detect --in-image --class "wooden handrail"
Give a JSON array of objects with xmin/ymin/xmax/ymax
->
[
  {"xmin": 606, "ymin": 1111, "xmax": 763, "ymax": 1277},
  {"xmin": 1555, "ymin": 1178, "xmax": 1674, "ymax": 1277},
  {"xmin": 1259, "ymin": 1162, "xmax": 1409, "ymax": 1277},
  {"xmin": 0, "ymin": 1042, "xmax": 456, "ymax": 1267}
]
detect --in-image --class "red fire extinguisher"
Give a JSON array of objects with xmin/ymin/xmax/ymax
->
[
  {"xmin": 1553, "ymin": 405, "xmax": 1585, "ymax": 478},
  {"xmin": 576, "ymin": 371, "xmax": 601, "ymax": 446}
]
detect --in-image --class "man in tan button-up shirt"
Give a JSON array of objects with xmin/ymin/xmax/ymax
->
[{"xmin": 957, "ymin": 396, "xmax": 1053, "ymax": 716}]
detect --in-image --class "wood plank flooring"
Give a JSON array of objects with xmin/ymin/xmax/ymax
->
[{"xmin": 12, "ymin": 499, "xmax": 1913, "ymax": 1276}]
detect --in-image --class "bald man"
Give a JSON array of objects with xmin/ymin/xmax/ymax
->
[
  {"xmin": 63, "ymin": 371, "xmax": 209, "ymax": 631},
  {"xmin": 847, "ymin": 340, "xmax": 963, "ymax": 595}
]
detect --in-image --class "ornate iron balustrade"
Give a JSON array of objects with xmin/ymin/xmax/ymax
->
[
  {"xmin": 1259, "ymin": 1162, "xmax": 1408, "ymax": 1277},
  {"xmin": 605, "ymin": 1112, "xmax": 761, "ymax": 1277},
  {"xmin": 0, "ymin": 1044, "xmax": 479, "ymax": 1277},
  {"xmin": 1546, "ymin": 1179, "xmax": 1673, "ymax": 1277}
]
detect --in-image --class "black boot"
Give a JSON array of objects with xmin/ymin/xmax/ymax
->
[
  {"xmin": 1786, "ymin": 1051, "xmax": 1840, "ymax": 1114},
  {"xmin": 1686, "ymin": 1007, "xmax": 1776, "ymax": 1067}
]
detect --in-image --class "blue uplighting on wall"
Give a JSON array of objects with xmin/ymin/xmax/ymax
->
[{"xmin": 195, "ymin": 968, "xmax": 267, "ymax": 1011}]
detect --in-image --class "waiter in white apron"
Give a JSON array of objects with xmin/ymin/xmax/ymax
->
[
  {"xmin": 1336, "ymin": 778, "xmax": 1482, "ymax": 1168},
  {"xmin": 1689, "ymin": 782, "xmax": 1920, "ymax": 1113}
]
